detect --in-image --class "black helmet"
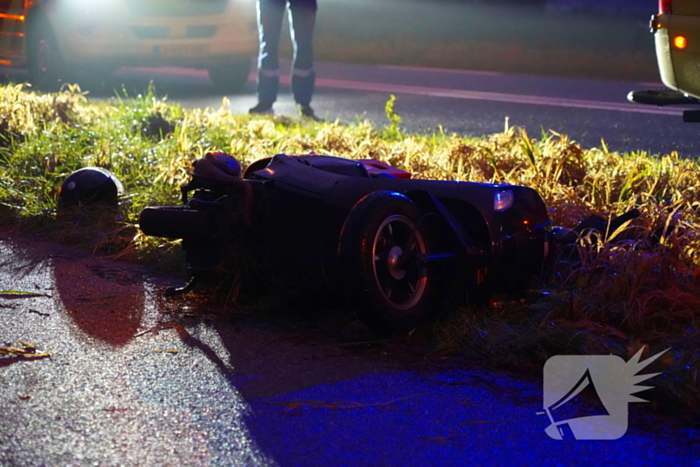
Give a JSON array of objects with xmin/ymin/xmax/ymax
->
[{"xmin": 58, "ymin": 167, "xmax": 124, "ymax": 208}]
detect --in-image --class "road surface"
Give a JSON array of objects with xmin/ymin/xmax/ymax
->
[{"xmin": 1, "ymin": 231, "xmax": 699, "ymax": 466}]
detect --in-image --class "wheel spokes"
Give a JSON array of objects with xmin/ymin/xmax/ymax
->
[{"xmin": 372, "ymin": 216, "xmax": 429, "ymax": 310}]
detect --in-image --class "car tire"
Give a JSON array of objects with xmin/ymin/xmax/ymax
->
[
  {"xmin": 139, "ymin": 206, "xmax": 214, "ymax": 239},
  {"xmin": 207, "ymin": 58, "xmax": 252, "ymax": 94},
  {"xmin": 338, "ymin": 191, "xmax": 451, "ymax": 334},
  {"xmin": 26, "ymin": 16, "xmax": 72, "ymax": 91},
  {"xmin": 627, "ymin": 89, "xmax": 697, "ymax": 106}
]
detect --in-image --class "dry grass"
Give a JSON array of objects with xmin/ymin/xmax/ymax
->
[{"xmin": 1, "ymin": 85, "xmax": 699, "ymax": 415}]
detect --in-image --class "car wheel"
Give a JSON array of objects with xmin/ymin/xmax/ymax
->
[
  {"xmin": 627, "ymin": 89, "xmax": 697, "ymax": 106},
  {"xmin": 26, "ymin": 16, "xmax": 72, "ymax": 91},
  {"xmin": 339, "ymin": 191, "xmax": 450, "ymax": 334},
  {"xmin": 139, "ymin": 206, "xmax": 214, "ymax": 239},
  {"xmin": 207, "ymin": 58, "xmax": 252, "ymax": 94}
]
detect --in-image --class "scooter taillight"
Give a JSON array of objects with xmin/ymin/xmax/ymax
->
[{"xmin": 660, "ymin": 0, "xmax": 672, "ymax": 14}]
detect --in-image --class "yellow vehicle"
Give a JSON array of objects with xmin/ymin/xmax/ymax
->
[
  {"xmin": 629, "ymin": 0, "xmax": 700, "ymax": 120},
  {"xmin": 0, "ymin": 0, "xmax": 258, "ymax": 91}
]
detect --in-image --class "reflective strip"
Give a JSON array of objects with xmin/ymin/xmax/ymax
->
[
  {"xmin": 292, "ymin": 67, "xmax": 315, "ymax": 78},
  {"xmin": 260, "ymin": 68, "xmax": 280, "ymax": 78}
]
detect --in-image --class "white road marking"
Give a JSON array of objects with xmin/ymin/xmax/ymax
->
[
  {"xmin": 375, "ymin": 64, "xmax": 503, "ymax": 76},
  {"xmin": 307, "ymin": 77, "xmax": 685, "ymax": 116},
  {"xmin": 126, "ymin": 65, "xmax": 686, "ymax": 116}
]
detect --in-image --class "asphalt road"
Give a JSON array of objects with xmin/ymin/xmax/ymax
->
[
  {"xmin": 2, "ymin": 232, "xmax": 700, "ymax": 466},
  {"xmin": 95, "ymin": 60, "xmax": 700, "ymax": 159}
]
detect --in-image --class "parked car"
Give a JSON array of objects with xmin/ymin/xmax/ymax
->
[
  {"xmin": 628, "ymin": 0, "xmax": 700, "ymax": 121},
  {"xmin": 0, "ymin": 0, "xmax": 258, "ymax": 92}
]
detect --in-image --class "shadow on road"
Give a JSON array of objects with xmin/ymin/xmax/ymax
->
[
  {"xmin": 145, "ymin": 281, "xmax": 439, "ymax": 401},
  {"xmin": 53, "ymin": 258, "xmax": 147, "ymax": 347}
]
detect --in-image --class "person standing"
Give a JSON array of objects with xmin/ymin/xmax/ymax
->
[{"xmin": 249, "ymin": 0, "xmax": 318, "ymax": 119}]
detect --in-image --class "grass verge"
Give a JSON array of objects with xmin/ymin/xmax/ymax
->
[{"xmin": 1, "ymin": 84, "xmax": 699, "ymax": 417}]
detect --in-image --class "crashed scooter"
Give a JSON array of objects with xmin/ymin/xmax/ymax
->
[{"xmin": 138, "ymin": 152, "xmax": 638, "ymax": 333}]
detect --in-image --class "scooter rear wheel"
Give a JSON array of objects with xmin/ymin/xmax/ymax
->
[{"xmin": 139, "ymin": 206, "xmax": 214, "ymax": 239}]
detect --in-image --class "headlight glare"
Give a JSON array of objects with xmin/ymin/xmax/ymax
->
[{"xmin": 494, "ymin": 190, "xmax": 514, "ymax": 212}]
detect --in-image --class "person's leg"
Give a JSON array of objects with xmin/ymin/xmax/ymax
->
[
  {"xmin": 253, "ymin": 0, "xmax": 287, "ymax": 111},
  {"xmin": 288, "ymin": 0, "xmax": 317, "ymax": 111}
]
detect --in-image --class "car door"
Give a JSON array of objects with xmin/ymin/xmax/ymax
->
[{"xmin": 0, "ymin": 0, "xmax": 29, "ymax": 64}]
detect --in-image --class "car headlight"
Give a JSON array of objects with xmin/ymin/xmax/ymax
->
[{"xmin": 494, "ymin": 190, "xmax": 514, "ymax": 212}]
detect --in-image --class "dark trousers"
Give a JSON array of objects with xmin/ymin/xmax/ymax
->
[{"xmin": 256, "ymin": 0, "xmax": 317, "ymax": 106}]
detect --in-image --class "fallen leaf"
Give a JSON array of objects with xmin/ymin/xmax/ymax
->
[
  {"xmin": 27, "ymin": 309, "xmax": 50, "ymax": 317},
  {"xmin": 0, "ymin": 342, "xmax": 52, "ymax": 359},
  {"xmin": 0, "ymin": 290, "xmax": 50, "ymax": 298},
  {"xmin": 20, "ymin": 352, "xmax": 51, "ymax": 358}
]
